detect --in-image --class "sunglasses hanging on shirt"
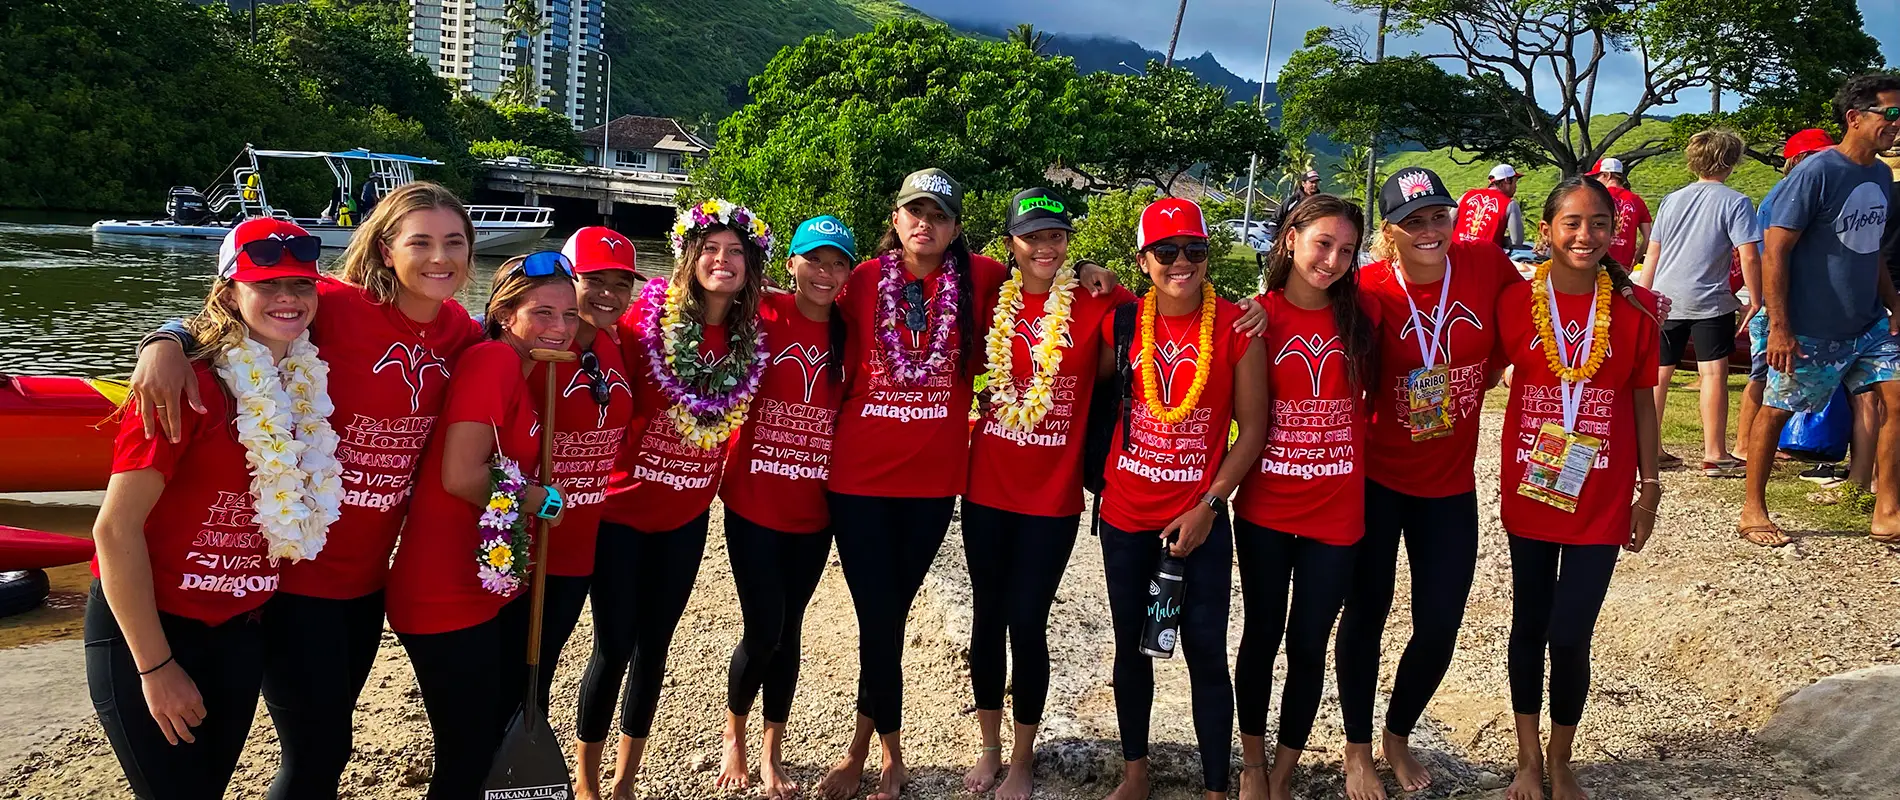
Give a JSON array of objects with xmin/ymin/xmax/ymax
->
[
  {"xmin": 901, "ymin": 279, "xmax": 928, "ymax": 332},
  {"xmin": 579, "ymin": 350, "xmax": 609, "ymax": 406}
]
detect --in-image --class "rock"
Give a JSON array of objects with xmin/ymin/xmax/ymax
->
[{"xmin": 1759, "ymin": 664, "xmax": 1900, "ymax": 798}]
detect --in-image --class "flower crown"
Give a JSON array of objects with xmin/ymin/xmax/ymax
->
[{"xmin": 670, "ymin": 198, "xmax": 775, "ymax": 258}]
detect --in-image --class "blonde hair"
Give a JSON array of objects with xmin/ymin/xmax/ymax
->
[
  {"xmin": 1370, "ymin": 224, "xmax": 1400, "ymax": 262},
  {"xmin": 483, "ymin": 256, "xmax": 579, "ymax": 340},
  {"xmin": 1685, "ymin": 129, "xmax": 1744, "ymax": 178},
  {"xmin": 335, "ymin": 182, "xmax": 475, "ymax": 305},
  {"xmin": 183, "ymin": 279, "xmax": 249, "ymax": 360}
]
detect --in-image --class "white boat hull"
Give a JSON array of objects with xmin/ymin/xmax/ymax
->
[{"xmin": 93, "ymin": 218, "xmax": 551, "ymax": 254}]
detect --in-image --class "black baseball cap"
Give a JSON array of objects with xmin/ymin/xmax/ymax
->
[
  {"xmin": 1005, "ymin": 188, "xmax": 1075, "ymax": 237},
  {"xmin": 894, "ymin": 168, "xmax": 964, "ymax": 220},
  {"xmin": 1379, "ymin": 166, "xmax": 1457, "ymax": 223}
]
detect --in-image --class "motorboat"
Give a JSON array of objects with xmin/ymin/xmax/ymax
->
[{"xmin": 93, "ymin": 145, "xmax": 552, "ymax": 253}]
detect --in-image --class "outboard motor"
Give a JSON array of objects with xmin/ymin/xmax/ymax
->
[{"xmin": 166, "ymin": 186, "xmax": 211, "ymax": 226}]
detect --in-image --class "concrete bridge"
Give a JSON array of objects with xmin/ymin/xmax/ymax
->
[{"xmin": 475, "ymin": 159, "xmax": 690, "ymax": 216}]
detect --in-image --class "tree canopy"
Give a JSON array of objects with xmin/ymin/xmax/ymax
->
[{"xmin": 1280, "ymin": 0, "xmax": 1885, "ymax": 175}]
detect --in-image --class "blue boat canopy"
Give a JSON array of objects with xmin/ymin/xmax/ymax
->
[{"xmin": 250, "ymin": 148, "xmax": 443, "ymax": 165}]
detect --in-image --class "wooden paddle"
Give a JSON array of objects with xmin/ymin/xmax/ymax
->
[{"xmin": 482, "ymin": 347, "xmax": 577, "ymax": 799}]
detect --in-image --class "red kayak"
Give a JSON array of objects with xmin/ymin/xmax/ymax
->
[
  {"xmin": 0, "ymin": 525, "xmax": 95, "ymax": 570},
  {"xmin": 0, "ymin": 374, "xmax": 126, "ymax": 492}
]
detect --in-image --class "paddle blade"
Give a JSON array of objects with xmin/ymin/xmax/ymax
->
[{"xmin": 482, "ymin": 703, "xmax": 573, "ymax": 799}]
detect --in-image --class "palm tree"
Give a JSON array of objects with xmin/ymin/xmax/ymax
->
[
  {"xmin": 1006, "ymin": 23, "xmax": 1052, "ymax": 56},
  {"xmin": 1164, "ymin": 0, "xmax": 1188, "ymax": 66},
  {"xmin": 495, "ymin": 0, "xmax": 549, "ymax": 105}
]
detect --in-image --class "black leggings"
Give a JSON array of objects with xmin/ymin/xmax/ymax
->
[
  {"xmin": 397, "ymin": 595, "xmax": 531, "ymax": 800},
  {"xmin": 1335, "ymin": 481, "xmax": 1479, "ymax": 743},
  {"xmin": 724, "ymin": 509, "xmax": 833, "ymax": 723},
  {"xmin": 576, "ymin": 513, "xmax": 708, "ymax": 742},
  {"xmin": 828, "ymin": 492, "xmax": 956, "ymax": 736},
  {"xmin": 536, "ymin": 574, "xmax": 593, "ymax": 716},
  {"xmin": 85, "ymin": 582, "xmax": 266, "ymax": 800},
  {"xmin": 1233, "ymin": 520, "xmax": 1355, "ymax": 751},
  {"xmin": 262, "ymin": 589, "xmax": 385, "ymax": 800},
  {"xmin": 962, "ymin": 501, "xmax": 1079, "ymax": 727},
  {"xmin": 1100, "ymin": 516, "xmax": 1234, "ymax": 794},
  {"xmin": 1507, "ymin": 535, "xmax": 1619, "ymax": 727}
]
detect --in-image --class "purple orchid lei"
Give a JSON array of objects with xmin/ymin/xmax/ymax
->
[
  {"xmin": 637, "ymin": 277, "xmax": 767, "ymax": 417},
  {"xmin": 876, "ymin": 249, "xmax": 959, "ymax": 385}
]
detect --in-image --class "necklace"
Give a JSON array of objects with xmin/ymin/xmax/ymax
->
[
  {"xmin": 876, "ymin": 250, "xmax": 959, "ymax": 384},
  {"xmin": 1137, "ymin": 282, "xmax": 1217, "ymax": 424},
  {"xmin": 214, "ymin": 332, "xmax": 342, "ymax": 562},
  {"xmin": 637, "ymin": 278, "xmax": 767, "ymax": 450},
  {"xmin": 982, "ymin": 264, "xmax": 1078, "ymax": 433}
]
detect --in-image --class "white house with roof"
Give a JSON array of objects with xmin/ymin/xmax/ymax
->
[{"xmin": 577, "ymin": 115, "xmax": 708, "ymax": 174}]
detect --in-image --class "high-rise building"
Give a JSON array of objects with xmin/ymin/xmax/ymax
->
[{"xmin": 409, "ymin": 0, "xmax": 606, "ymax": 129}]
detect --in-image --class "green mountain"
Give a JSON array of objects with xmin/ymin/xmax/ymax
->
[
  {"xmin": 1380, "ymin": 114, "xmax": 1784, "ymax": 223},
  {"xmin": 603, "ymin": 0, "xmax": 927, "ymax": 123}
]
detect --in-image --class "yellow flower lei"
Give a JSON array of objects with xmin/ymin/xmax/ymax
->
[
  {"xmin": 1137, "ymin": 281, "xmax": 1217, "ymax": 424},
  {"xmin": 658, "ymin": 282, "xmax": 755, "ymax": 450},
  {"xmin": 983, "ymin": 264, "xmax": 1079, "ymax": 433},
  {"xmin": 1530, "ymin": 260, "xmax": 1613, "ymax": 382}
]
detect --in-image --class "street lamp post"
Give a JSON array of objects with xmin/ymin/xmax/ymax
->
[
  {"xmin": 581, "ymin": 44, "xmax": 611, "ymax": 168},
  {"xmin": 1239, "ymin": 0, "xmax": 1280, "ymax": 247},
  {"xmin": 1117, "ymin": 61, "xmax": 1145, "ymax": 76}
]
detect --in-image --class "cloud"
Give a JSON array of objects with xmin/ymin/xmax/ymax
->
[{"xmin": 906, "ymin": 0, "xmax": 1900, "ymax": 115}]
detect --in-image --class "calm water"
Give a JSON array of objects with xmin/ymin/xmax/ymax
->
[{"xmin": 0, "ymin": 218, "xmax": 669, "ymax": 375}]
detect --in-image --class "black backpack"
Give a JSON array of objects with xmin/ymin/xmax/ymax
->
[{"xmin": 1081, "ymin": 302, "xmax": 1139, "ymax": 531}]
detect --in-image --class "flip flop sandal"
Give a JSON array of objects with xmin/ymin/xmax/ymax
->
[
  {"xmin": 1658, "ymin": 452, "xmax": 1684, "ymax": 469},
  {"xmin": 1702, "ymin": 459, "xmax": 1745, "ymax": 478},
  {"xmin": 1872, "ymin": 529, "xmax": 1900, "ymax": 545},
  {"xmin": 1739, "ymin": 524, "xmax": 1792, "ymax": 547}
]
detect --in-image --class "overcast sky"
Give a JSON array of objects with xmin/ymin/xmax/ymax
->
[{"xmin": 906, "ymin": 0, "xmax": 1900, "ymax": 115}]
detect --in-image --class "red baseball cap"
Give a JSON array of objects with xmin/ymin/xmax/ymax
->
[
  {"xmin": 1136, "ymin": 198, "xmax": 1208, "ymax": 250},
  {"xmin": 217, "ymin": 218, "xmax": 321, "ymax": 282},
  {"xmin": 1783, "ymin": 128, "xmax": 1835, "ymax": 161},
  {"xmin": 562, "ymin": 226, "xmax": 639, "ymax": 274}
]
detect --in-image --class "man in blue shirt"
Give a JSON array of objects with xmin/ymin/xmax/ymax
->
[{"xmin": 1741, "ymin": 73, "xmax": 1900, "ymax": 547}]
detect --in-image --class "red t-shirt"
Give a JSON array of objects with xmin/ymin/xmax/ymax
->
[
  {"xmin": 829, "ymin": 254, "xmax": 1008, "ymax": 498},
  {"xmin": 533, "ymin": 334, "xmax": 634, "ymax": 576},
  {"xmin": 385, "ymin": 341, "xmax": 542, "ymax": 635},
  {"xmin": 1233, "ymin": 290, "xmax": 1379, "ymax": 545},
  {"xmin": 1497, "ymin": 279, "xmax": 1661, "ymax": 546},
  {"xmin": 99, "ymin": 363, "xmax": 278, "ymax": 625},
  {"xmin": 1455, "ymin": 187, "xmax": 1513, "ymax": 247},
  {"xmin": 720, "ymin": 293, "xmax": 848, "ymax": 533},
  {"xmin": 966, "ymin": 284, "xmax": 1137, "ymax": 517},
  {"xmin": 1608, "ymin": 186, "xmax": 1652, "ymax": 267},
  {"xmin": 600, "ymin": 288, "xmax": 733, "ymax": 533},
  {"xmin": 1360, "ymin": 243, "xmax": 1524, "ymax": 498},
  {"xmin": 1099, "ymin": 296, "xmax": 1252, "ymax": 532},
  {"xmin": 280, "ymin": 277, "xmax": 482, "ymax": 600}
]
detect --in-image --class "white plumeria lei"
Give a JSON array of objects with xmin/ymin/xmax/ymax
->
[
  {"xmin": 982, "ymin": 264, "xmax": 1078, "ymax": 434},
  {"xmin": 214, "ymin": 332, "xmax": 342, "ymax": 562}
]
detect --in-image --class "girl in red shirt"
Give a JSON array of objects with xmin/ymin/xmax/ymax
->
[
  {"xmin": 714, "ymin": 216, "xmax": 855, "ymax": 800},
  {"xmin": 1337, "ymin": 167, "xmax": 1524, "ymax": 798},
  {"xmin": 1496, "ymin": 177, "xmax": 1661, "ymax": 800},
  {"xmin": 529, "ymin": 227, "xmax": 641, "ymax": 714},
  {"xmin": 1095, "ymin": 198, "xmax": 1267, "ymax": 800},
  {"xmin": 575, "ymin": 201, "xmax": 771, "ymax": 799},
  {"xmin": 384, "ymin": 253, "xmax": 580, "ymax": 799},
  {"xmin": 961, "ymin": 189, "xmax": 1136, "ymax": 800},
  {"xmin": 128, "ymin": 184, "xmax": 488, "ymax": 799},
  {"xmin": 1232, "ymin": 195, "xmax": 1379, "ymax": 800},
  {"xmin": 89, "ymin": 219, "xmax": 335, "ymax": 798}
]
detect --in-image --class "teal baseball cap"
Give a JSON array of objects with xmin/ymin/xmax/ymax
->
[{"xmin": 788, "ymin": 215, "xmax": 856, "ymax": 258}]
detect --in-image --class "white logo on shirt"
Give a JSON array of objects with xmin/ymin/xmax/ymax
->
[
  {"xmin": 1274, "ymin": 334, "xmax": 1345, "ymax": 396},
  {"xmin": 1835, "ymin": 181, "xmax": 1890, "ymax": 255},
  {"xmin": 563, "ymin": 365, "xmax": 632, "ymax": 427},
  {"xmin": 1153, "ymin": 342, "xmax": 1200, "ymax": 405},
  {"xmin": 373, "ymin": 343, "xmax": 450, "ymax": 414},
  {"xmin": 771, "ymin": 343, "xmax": 831, "ymax": 404}
]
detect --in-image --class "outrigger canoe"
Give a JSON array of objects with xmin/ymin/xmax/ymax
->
[
  {"xmin": 0, "ymin": 374, "xmax": 126, "ymax": 493},
  {"xmin": 0, "ymin": 526, "xmax": 94, "ymax": 571}
]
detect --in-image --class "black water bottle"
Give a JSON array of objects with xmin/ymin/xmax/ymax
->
[{"xmin": 1139, "ymin": 537, "xmax": 1187, "ymax": 659}]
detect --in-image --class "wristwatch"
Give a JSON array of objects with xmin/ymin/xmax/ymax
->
[
  {"xmin": 535, "ymin": 485, "xmax": 565, "ymax": 520},
  {"xmin": 1201, "ymin": 492, "xmax": 1226, "ymax": 513}
]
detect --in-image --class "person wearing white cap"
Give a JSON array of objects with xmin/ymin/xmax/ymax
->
[
  {"xmin": 1587, "ymin": 157, "xmax": 1653, "ymax": 268},
  {"xmin": 1454, "ymin": 164, "xmax": 1525, "ymax": 249}
]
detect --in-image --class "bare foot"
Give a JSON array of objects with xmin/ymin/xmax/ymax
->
[
  {"xmin": 1507, "ymin": 758, "xmax": 1545, "ymax": 800},
  {"xmin": 964, "ymin": 747, "xmax": 1002, "ymax": 794},
  {"xmin": 1382, "ymin": 732, "xmax": 1432, "ymax": 793},
  {"xmin": 997, "ymin": 757, "xmax": 1034, "ymax": 800},
  {"xmin": 607, "ymin": 779, "xmax": 640, "ymax": 800},
  {"xmin": 1342, "ymin": 743, "xmax": 1386, "ymax": 800},
  {"xmin": 816, "ymin": 752, "xmax": 865, "ymax": 800},
  {"xmin": 1236, "ymin": 762, "xmax": 1268, "ymax": 800},
  {"xmin": 1266, "ymin": 766, "xmax": 1294, "ymax": 800},
  {"xmin": 868, "ymin": 761, "xmax": 908, "ymax": 800},
  {"xmin": 719, "ymin": 716, "xmax": 754, "ymax": 791},
  {"xmin": 760, "ymin": 755, "xmax": 800, "ymax": 800},
  {"xmin": 1101, "ymin": 772, "xmax": 1151, "ymax": 800},
  {"xmin": 1549, "ymin": 759, "xmax": 1587, "ymax": 800}
]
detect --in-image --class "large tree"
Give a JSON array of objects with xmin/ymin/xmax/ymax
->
[
  {"xmin": 1280, "ymin": 0, "xmax": 1884, "ymax": 174},
  {"xmin": 1075, "ymin": 62, "xmax": 1282, "ymax": 196}
]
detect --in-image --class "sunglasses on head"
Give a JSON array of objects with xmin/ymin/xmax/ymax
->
[
  {"xmin": 901, "ymin": 279, "xmax": 928, "ymax": 332},
  {"xmin": 1145, "ymin": 242, "xmax": 1210, "ymax": 266},
  {"xmin": 1860, "ymin": 106, "xmax": 1900, "ymax": 122},
  {"xmin": 579, "ymin": 350, "xmax": 609, "ymax": 406},
  {"xmin": 225, "ymin": 235, "xmax": 322, "ymax": 274},
  {"xmin": 515, "ymin": 251, "xmax": 576, "ymax": 279}
]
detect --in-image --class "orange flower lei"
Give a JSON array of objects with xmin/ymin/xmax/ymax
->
[
  {"xmin": 1138, "ymin": 281, "xmax": 1217, "ymax": 424},
  {"xmin": 1531, "ymin": 259, "xmax": 1613, "ymax": 382}
]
